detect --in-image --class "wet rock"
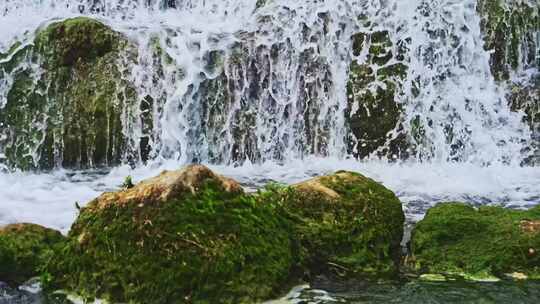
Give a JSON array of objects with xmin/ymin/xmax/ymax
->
[
  {"xmin": 477, "ymin": 0, "xmax": 538, "ymax": 81},
  {"xmin": 0, "ymin": 17, "xmax": 137, "ymax": 170},
  {"xmin": 43, "ymin": 165, "xmax": 294, "ymax": 303},
  {"xmin": 273, "ymin": 171, "xmax": 405, "ymax": 279},
  {"xmin": 477, "ymin": 0, "xmax": 539, "ymax": 165},
  {"xmin": 508, "ymin": 73, "xmax": 540, "ymax": 165},
  {"xmin": 410, "ymin": 203, "xmax": 540, "ymax": 281},
  {"xmin": 346, "ymin": 31, "xmax": 410, "ymax": 159},
  {"xmin": 0, "ymin": 223, "xmax": 65, "ymax": 287}
]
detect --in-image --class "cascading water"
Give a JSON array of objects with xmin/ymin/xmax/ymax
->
[
  {"xmin": 0, "ymin": 0, "xmax": 536, "ymax": 167},
  {"xmin": 0, "ymin": 0, "xmax": 538, "ymax": 230}
]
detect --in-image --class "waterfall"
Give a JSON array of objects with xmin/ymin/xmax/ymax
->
[{"xmin": 0, "ymin": 0, "xmax": 537, "ymax": 169}]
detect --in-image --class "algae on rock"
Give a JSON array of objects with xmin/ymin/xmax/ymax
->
[
  {"xmin": 411, "ymin": 202, "xmax": 540, "ymax": 280},
  {"xmin": 0, "ymin": 223, "xmax": 65, "ymax": 287},
  {"xmin": 0, "ymin": 17, "xmax": 137, "ymax": 170}
]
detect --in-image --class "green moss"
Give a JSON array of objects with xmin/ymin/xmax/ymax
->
[
  {"xmin": 411, "ymin": 202, "xmax": 540, "ymax": 280},
  {"xmin": 0, "ymin": 224, "xmax": 65, "ymax": 287},
  {"xmin": 43, "ymin": 181, "xmax": 294, "ymax": 303},
  {"xmin": 263, "ymin": 171, "xmax": 405, "ymax": 279},
  {"xmin": 0, "ymin": 17, "xmax": 137, "ymax": 170},
  {"xmin": 34, "ymin": 17, "xmax": 119, "ymax": 67}
]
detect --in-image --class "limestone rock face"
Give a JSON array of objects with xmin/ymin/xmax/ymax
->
[
  {"xmin": 411, "ymin": 203, "xmax": 540, "ymax": 281},
  {"xmin": 0, "ymin": 223, "xmax": 65, "ymax": 287}
]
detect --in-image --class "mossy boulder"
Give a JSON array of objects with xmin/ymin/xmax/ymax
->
[
  {"xmin": 411, "ymin": 202, "xmax": 540, "ymax": 281},
  {"xmin": 273, "ymin": 171, "xmax": 405, "ymax": 279},
  {"xmin": 347, "ymin": 30, "xmax": 409, "ymax": 159},
  {"xmin": 35, "ymin": 17, "xmax": 119, "ymax": 67},
  {"xmin": 43, "ymin": 165, "xmax": 295, "ymax": 303},
  {"xmin": 0, "ymin": 17, "xmax": 137, "ymax": 170},
  {"xmin": 477, "ymin": 0, "xmax": 538, "ymax": 81},
  {"xmin": 0, "ymin": 223, "xmax": 65, "ymax": 287}
]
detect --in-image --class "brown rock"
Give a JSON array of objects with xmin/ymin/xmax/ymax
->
[
  {"xmin": 87, "ymin": 164, "xmax": 243, "ymax": 210},
  {"xmin": 520, "ymin": 220, "xmax": 540, "ymax": 234},
  {"xmin": 293, "ymin": 171, "xmax": 368, "ymax": 200}
]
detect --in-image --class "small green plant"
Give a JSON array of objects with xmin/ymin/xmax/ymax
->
[{"xmin": 122, "ymin": 175, "xmax": 134, "ymax": 189}]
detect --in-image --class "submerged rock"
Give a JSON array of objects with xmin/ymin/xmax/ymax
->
[
  {"xmin": 0, "ymin": 223, "xmax": 65, "ymax": 287},
  {"xmin": 43, "ymin": 165, "xmax": 295, "ymax": 303},
  {"xmin": 273, "ymin": 171, "xmax": 405, "ymax": 279},
  {"xmin": 0, "ymin": 17, "xmax": 137, "ymax": 170},
  {"xmin": 410, "ymin": 202, "xmax": 540, "ymax": 281}
]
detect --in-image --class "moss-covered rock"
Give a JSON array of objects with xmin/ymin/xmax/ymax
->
[
  {"xmin": 347, "ymin": 30, "xmax": 409, "ymax": 159},
  {"xmin": 270, "ymin": 171, "xmax": 405, "ymax": 279},
  {"xmin": 477, "ymin": 0, "xmax": 538, "ymax": 81},
  {"xmin": 0, "ymin": 17, "xmax": 137, "ymax": 170},
  {"xmin": 35, "ymin": 18, "xmax": 119, "ymax": 67},
  {"xmin": 43, "ymin": 165, "xmax": 295, "ymax": 304},
  {"xmin": 411, "ymin": 202, "xmax": 540, "ymax": 281},
  {"xmin": 0, "ymin": 223, "xmax": 65, "ymax": 287}
]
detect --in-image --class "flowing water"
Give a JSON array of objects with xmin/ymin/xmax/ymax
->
[{"xmin": 0, "ymin": 0, "xmax": 539, "ymax": 303}]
